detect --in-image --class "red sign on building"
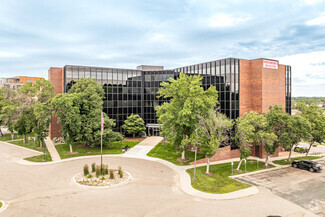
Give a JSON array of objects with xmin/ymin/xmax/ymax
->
[{"xmin": 263, "ymin": 60, "xmax": 278, "ymax": 69}]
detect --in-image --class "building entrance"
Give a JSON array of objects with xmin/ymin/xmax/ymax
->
[{"xmin": 146, "ymin": 124, "xmax": 161, "ymax": 136}]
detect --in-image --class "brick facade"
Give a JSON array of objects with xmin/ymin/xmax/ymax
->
[{"xmin": 48, "ymin": 67, "xmax": 64, "ymax": 139}]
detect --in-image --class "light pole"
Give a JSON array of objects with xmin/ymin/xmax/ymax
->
[
  {"xmin": 245, "ymin": 159, "xmax": 247, "ymax": 172},
  {"xmin": 257, "ymin": 157, "xmax": 259, "ymax": 170},
  {"xmin": 163, "ymin": 135, "xmax": 166, "ymax": 150},
  {"xmin": 231, "ymin": 161, "xmax": 233, "ymax": 175}
]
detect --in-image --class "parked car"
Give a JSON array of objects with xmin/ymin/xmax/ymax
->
[
  {"xmin": 292, "ymin": 160, "xmax": 322, "ymax": 172},
  {"xmin": 294, "ymin": 145, "xmax": 308, "ymax": 153}
]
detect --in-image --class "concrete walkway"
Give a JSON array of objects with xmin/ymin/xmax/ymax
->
[
  {"xmin": 124, "ymin": 136, "xmax": 163, "ymax": 157},
  {"xmin": 44, "ymin": 137, "xmax": 61, "ymax": 161}
]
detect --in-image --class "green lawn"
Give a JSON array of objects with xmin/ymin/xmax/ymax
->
[
  {"xmin": 0, "ymin": 133, "xmax": 21, "ymax": 141},
  {"xmin": 273, "ymin": 156, "xmax": 323, "ymax": 165},
  {"xmin": 55, "ymin": 141, "xmax": 140, "ymax": 159},
  {"xmin": 147, "ymin": 142, "xmax": 206, "ymax": 166},
  {"xmin": 8, "ymin": 139, "xmax": 52, "ymax": 162},
  {"xmin": 187, "ymin": 160, "xmax": 273, "ymax": 194}
]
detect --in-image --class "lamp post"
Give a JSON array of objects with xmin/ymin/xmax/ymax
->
[
  {"xmin": 257, "ymin": 157, "xmax": 259, "ymax": 170},
  {"xmin": 231, "ymin": 161, "xmax": 233, "ymax": 175},
  {"xmin": 163, "ymin": 135, "xmax": 166, "ymax": 150},
  {"xmin": 245, "ymin": 159, "xmax": 247, "ymax": 172}
]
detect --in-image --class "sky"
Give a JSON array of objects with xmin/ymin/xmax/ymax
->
[{"xmin": 0, "ymin": 0, "xmax": 325, "ymax": 96}]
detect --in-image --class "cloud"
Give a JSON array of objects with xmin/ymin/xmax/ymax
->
[
  {"xmin": 0, "ymin": 51, "xmax": 23, "ymax": 58},
  {"xmin": 208, "ymin": 14, "xmax": 251, "ymax": 27},
  {"xmin": 306, "ymin": 15, "xmax": 325, "ymax": 26},
  {"xmin": 303, "ymin": 0, "xmax": 323, "ymax": 5}
]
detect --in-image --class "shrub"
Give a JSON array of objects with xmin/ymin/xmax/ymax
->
[
  {"xmin": 101, "ymin": 176, "xmax": 105, "ymax": 180},
  {"xmin": 295, "ymin": 147, "xmax": 306, "ymax": 153},
  {"xmin": 83, "ymin": 164, "xmax": 89, "ymax": 176},
  {"xmin": 87, "ymin": 174, "xmax": 92, "ymax": 178},
  {"xmin": 118, "ymin": 166, "xmax": 123, "ymax": 178},
  {"xmin": 103, "ymin": 164, "xmax": 108, "ymax": 175},
  {"xmin": 109, "ymin": 169, "xmax": 115, "ymax": 179},
  {"xmin": 91, "ymin": 163, "xmax": 96, "ymax": 172},
  {"xmin": 96, "ymin": 165, "xmax": 101, "ymax": 177},
  {"xmin": 53, "ymin": 137, "xmax": 65, "ymax": 144}
]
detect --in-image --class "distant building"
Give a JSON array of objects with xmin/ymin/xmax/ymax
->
[{"xmin": 0, "ymin": 76, "xmax": 44, "ymax": 90}]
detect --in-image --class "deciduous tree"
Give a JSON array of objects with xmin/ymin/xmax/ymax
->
[
  {"xmin": 122, "ymin": 114, "xmax": 146, "ymax": 138},
  {"xmin": 156, "ymin": 73, "xmax": 218, "ymax": 160}
]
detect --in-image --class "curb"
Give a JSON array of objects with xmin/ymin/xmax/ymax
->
[
  {"xmin": 0, "ymin": 141, "xmax": 43, "ymax": 155},
  {"xmin": 71, "ymin": 171, "xmax": 132, "ymax": 189},
  {"xmin": 0, "ymin": 200, "xmax": 8, "ymax": 213}
]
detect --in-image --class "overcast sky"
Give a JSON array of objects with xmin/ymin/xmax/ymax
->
[{"xmin": 1, "ymin": 0, "xmax": 325, "ymax": 96}]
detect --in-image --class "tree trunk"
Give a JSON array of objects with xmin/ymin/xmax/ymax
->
[
  {"xmin": 0, "ymin": 128, "xmax": 3, "ymax": 136},
  {"xmin": 69, "ymin": 143, "xmax": 73, "ymax": 153},
  {"xmin": 11, "ymin": 133, "xmax": 14, "ymax": 140},
  {"xmin": 206, "ymin": 156, "xmax": 210, "ymax": 174},
  {"xmin": 23, "ymin": 134, "xmax": 26, "ymax": 144},
  {"xmin": 133, "ymin": 133, "xmax": 135, "ymax": 138},
  {"xmin": 265, "ymin": 155, "xmax": 269, "ymax": 167},
  {"xmin": 306, "ymin": 143, "xmax": 313, "ymax": 156},
  {"xmin": 181, "ymin": 134, "xmax": 186, "ymax": 160},
  {"xmin": 237, "ymin": 159, "xmax": 243, "ymax": 170},
  {"xmin": 287, "ymin": 146, "xmax": 293, "ymax": 162},
  {"xmin": 181, "ymin": 150, "xmax": 185, "ymax": 160}
]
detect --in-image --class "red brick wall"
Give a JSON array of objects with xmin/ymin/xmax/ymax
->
[{"xmin": 48, "ymin": 67, "xmax": 64, "ymax": 139}]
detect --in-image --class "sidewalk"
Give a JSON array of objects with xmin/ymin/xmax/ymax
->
[
  {"xmin": 124, "ymin": 136, "xmax": 163, "ymax": 157},
  {"xmin": 45, "ymin": 137, "xmax": 61, "ymax": 161}
]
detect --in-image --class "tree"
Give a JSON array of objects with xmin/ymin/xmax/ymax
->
[
  {"xmin": 67, "ymin": 78, "xmax": 105, "ymax": 146},
  {"xmin": 286, "ymin": 114, "xmax": 311, "ymax": 161},
  {"xmin": 51, "ymin": 93, "xmax": 82, "ymax": 153},
  {"xmin": 266, "ymin": 105, "xmax": 291, "ymax": 149},
  {"xmin": 156, "ymin": 72, "xmax": 218, "ymax": 160},
  {"xmin": 235, "ymin": 114, "xmax": 256, "ymax": 170},
  {"xmin": 297, "ymin": 103, "xmax": 325, "ymax": 156},
  {"xmin": 122, "ymin": 114, "xmax": 146, "ymax": 138},
  {"xmin": 196, "ymin": 109, "xmax": 233, "ymax": 174},
  {"xmin": 258, "ymin": 130, "xmax": 277, "ymax": 167},
  {"xmin": 14, "ymin": 107, "xmax": 35, "ymax": 143},
  {"xmin": 34, "ymin": 102, "xmax": 52, "ymax": 148},
  {"xmin": 94, "ymin": 114, "xmax": 123, "ymax": 147},
  {"xmin": 0, "ymin": 87, "xmax": 18, "ymax": 140}
]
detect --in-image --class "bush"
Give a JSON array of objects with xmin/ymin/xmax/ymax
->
[
  {"xmin": 101, "ymin": 176, "xmax": 105, "ymax": 180},
  {"xmin": 103, "ymin": 164, "xmax": 108, "ymax": 175},
  {"xmin": 87, "ymin": 174, "xmax": 92, "ymax": 178},
  {"xmin": 118, "ymin": 166, "xmax": 123, "ymax": 178},
  {"xmin": 53, "ymin": 137, "xmax": 65, "ymax": 144},
  {"xmin": 91, "ymin": 163, "xmax": 96, "ymax": 172},
  {"xmin": 83, "ymin": 164, "xmax": 89, "ymax": 176},
  {"xmin": 96, "ymin": 165, "xmax": 101, "ymax": 177},
  {"xmin": 109, "ymin": 169, "xmax": 115, "ymax": 179},
  {"xmin": 295, "ymin": 147, "xmax": 307, "ymax": 153}
]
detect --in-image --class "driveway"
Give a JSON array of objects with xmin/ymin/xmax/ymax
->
[
  {"xmin": 236, "ymin": 158, "xmax": 325, "ymax": 217},
  {"xmin": 0, "ymin": 142, "xmax": 318, "ymax": 217}
]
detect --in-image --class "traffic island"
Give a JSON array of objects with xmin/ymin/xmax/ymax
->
[
  {"xmin": 72, "ymin": 163, "xmax": 131, "ymax": 188},
  {"xmin": 0, "ymin": 200, "xmax": 8, "ymax": 213}
]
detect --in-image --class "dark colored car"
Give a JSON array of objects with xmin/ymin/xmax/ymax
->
[{"xmin": 292, "ymin": 160, "xmax": 322, "ymax": 172}]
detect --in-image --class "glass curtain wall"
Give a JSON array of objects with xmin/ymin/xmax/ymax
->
[
  {"xmin": 285, "ymin": 66, "xmax": 292, "ymax": 114},
  {"xmin": 174, "ymin": 58, "xmax": 240, "ymax": 120}
]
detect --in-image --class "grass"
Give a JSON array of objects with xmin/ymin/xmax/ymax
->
[
  {"xmin": 147, "ymin": 142, "xmax": 206, "ymax": 166},
  {"xmin": 273, "ymin": 156, "xmax": 323, "ymax": 165},
  {"xmin": 0, "ymin": 133, "xmax": 22, "ymax": 141},
  {"xmin": 186, "ymin": 160, "xmax": 273, "ymax": 194},
  {"xmin": 0, "ymin": 201, "xmax": 2, "ymax": 208},
  {"xmin": 55, "ymin": 140, "xmax": 140, "ymax": 159},
  {"xmin": 8, "ymin": 139, "xmax": 52, "ymax": 162}
]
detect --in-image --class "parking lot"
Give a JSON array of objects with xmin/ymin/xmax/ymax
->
[{"xmin": 236, "ymin": 158, "xmax": 325, "ymax": 217}]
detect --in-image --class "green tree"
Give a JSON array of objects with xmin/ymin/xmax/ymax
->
[
  {"xmin": 122, "ymin": 114, "xmax": 146, "ymax": 138},
  {"xmin": 51, "ymin": 93, "xmax": 82, "ymax": 153},
  {"xmin": 94, "ymin": 114, "xmax": 123, "ymax": 147},
  {"xmin": 235, "ymin": 113, "xmax": 256, "ymax": 170},
  {"xmin": 0, "ymin": 87, "xmax": 18, "ymax": 140},
  {"xmin": 156, "ymin": 72, "xmax": 218, "ymax": 160},
  {"xmin": 196, "ymin": 109, "xmax": 233, "ymax": 173},
  {"xmin": 14, "ymin": 107, "xmax": 35, "ymax": 143},
  {"xmin": 68, "ymin": 78, "xmax": 108, "ymax": 146},
  {"xmin": 34, "ymin": 102, "xmax": 52, "ymax": 148},
  {"xmin": 297, "ymin": 103, "xmax": 325, "ymax": 156},
  {"xmin": 286, "ymin": 114, "xmax": 311, "ymax": 161}
]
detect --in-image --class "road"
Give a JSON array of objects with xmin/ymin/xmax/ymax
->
[{"xmin": 0, "ymin": 142, "xmax": 318, "ymax": 217}]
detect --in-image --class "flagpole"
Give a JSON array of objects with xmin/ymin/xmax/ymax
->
[{"xmin": 101, "ymin": 111, "xmax": 103, "ymax": 174}]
